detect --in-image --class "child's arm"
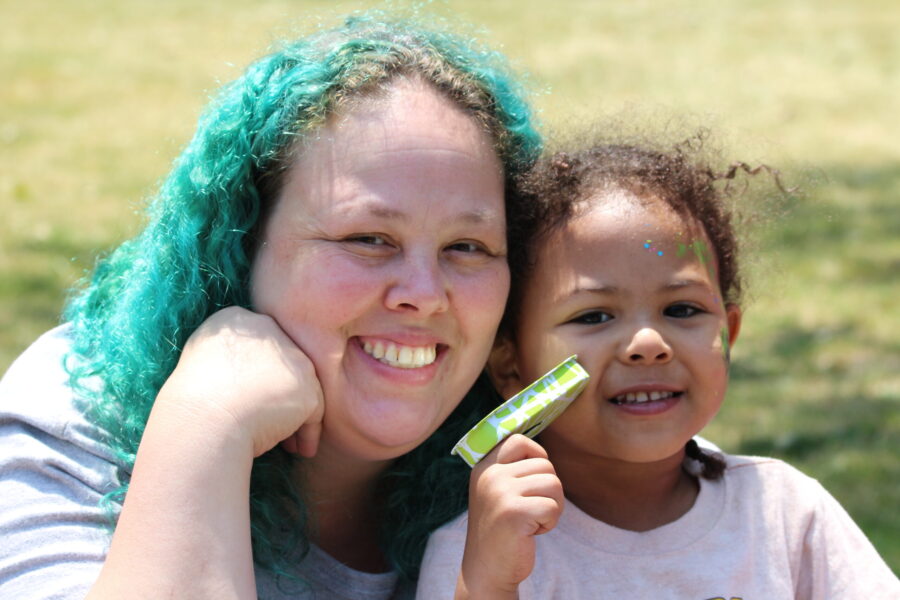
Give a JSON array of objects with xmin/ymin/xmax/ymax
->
[{"xmin": 455, "ymin": 434, "xmax": 563, "ymax": 600}]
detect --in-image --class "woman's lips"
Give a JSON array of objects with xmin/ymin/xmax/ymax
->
[{"xmin": 352, "ymin": 336, "xmax": 446, "ymax": 387}]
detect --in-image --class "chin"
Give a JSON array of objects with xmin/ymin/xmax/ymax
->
[{"xmin": 331, "ymin": 418, "xmax": 442, "ymax": 462}]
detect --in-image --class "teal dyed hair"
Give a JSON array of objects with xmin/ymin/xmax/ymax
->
[{"xmin": 63, "ymin": 11, "xmax": 540, "ymax": 585}]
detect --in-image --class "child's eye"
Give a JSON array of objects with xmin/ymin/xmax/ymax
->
[
  {"xmin": 665, "ymin": 303, "xmax": 702, "ymax": 318},
  {"xmin": 569, "ymin": 311, "xmax": 613, "ymax": 325}
]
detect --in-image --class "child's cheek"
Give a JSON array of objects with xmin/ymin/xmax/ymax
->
[{"xmin": 536, "ymin": 335, "xmax": 579, "ymax": 377}]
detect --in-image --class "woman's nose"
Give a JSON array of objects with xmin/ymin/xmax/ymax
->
[
  {"xmin": 621, "ymin": 327, "xmax": 673, "ymax": 365},
  {"xmin": 384, "ymin": 256, "xmax": 450, "ymax": 315}
]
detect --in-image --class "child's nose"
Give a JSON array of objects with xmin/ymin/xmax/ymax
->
[{"xmin": 621, "ymin": 327, "xmax": 673, "ymax": 365}]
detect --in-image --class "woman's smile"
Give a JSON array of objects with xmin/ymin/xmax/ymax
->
[{"xmin": 359, "ymin": 338, "xmax": 439, "ymax": 369}]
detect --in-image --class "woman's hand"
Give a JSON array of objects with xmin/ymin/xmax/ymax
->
[
  {"xmin": 88, "ymin": 307, "xmax": 324, "ymax": 599},
  {"xmin": 456, "ymin": 434, "xmax": 564, "ymax": 600},
  {"xmin": 158, "ymin": 306, "xmax": 325, "ymax": 457}
]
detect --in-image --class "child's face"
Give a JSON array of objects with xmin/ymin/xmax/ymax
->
[{"xmin": 493, "ymin": 189, "xmax": 741, "ymax": 465}]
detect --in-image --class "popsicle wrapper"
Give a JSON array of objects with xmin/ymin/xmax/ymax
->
[{"xmin": 451, "ymin": 355, "xmax": 589, "ymax": 467}]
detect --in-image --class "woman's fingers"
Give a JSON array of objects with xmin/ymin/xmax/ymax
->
[{"xmin": 291, "ymin": 414, "xmax": 324, "ymax": 457}]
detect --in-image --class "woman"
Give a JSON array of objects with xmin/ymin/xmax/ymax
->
[{"xmin": 0, "ymin": 12, "xmax": 539, "ymax": 599}]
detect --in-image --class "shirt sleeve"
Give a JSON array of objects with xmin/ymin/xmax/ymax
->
[
  {"xmin": 795, "ymin": 477, "xmax": 899, "ymax": 598},
  {"xmin": 415, "ymin": 515, "xmax": 468, "ymax": 600},
  {"xmin": 0, "ymin": 327, "xmax": 125, "ymax": 599}
]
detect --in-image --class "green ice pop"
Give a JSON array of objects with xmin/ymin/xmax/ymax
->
[{"xmin": 451, "ymin": 355, "xmax": 589, "ymax": 467}]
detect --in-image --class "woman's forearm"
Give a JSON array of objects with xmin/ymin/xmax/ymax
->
[{"xmin": 86, "ymin": 399, "xmax": 257, "ymax": 600}]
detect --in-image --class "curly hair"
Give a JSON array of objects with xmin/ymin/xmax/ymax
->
[
  {"xmin": 62, "ymin": 10, "xmax": 540, "ymax": 584},
  {"xmin": 501, "ymin": 131, "xmax": 787, "ymax": 481}
]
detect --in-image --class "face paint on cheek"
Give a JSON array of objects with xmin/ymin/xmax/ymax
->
[{"xmin": 720, "ymin": 326, "xmax": 731, "ymax": 369}]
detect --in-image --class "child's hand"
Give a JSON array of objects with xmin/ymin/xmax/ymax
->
[
  {"xmin": 156, "ymin": 306, "xmax": 325, "ymax": 458},
  {"xmin": 457, "ymin": 434, "xmax": 563, "ymax": 599}
]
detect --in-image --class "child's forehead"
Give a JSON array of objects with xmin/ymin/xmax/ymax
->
[
  {"xmin": 528, "ymin": 189, "xmax": 719, "ymax": 289},
  {"xmin": 568, "ymin": 188, "xmax": 702, "ymax": 239}
]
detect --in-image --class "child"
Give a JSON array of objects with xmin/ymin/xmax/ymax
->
[{"xmin": 416, "ymin": 139, "xmax": 899, "ymax": 598}]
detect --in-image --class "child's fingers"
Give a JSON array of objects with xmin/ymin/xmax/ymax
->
[
  {"xmin": 491, "ymin": 433, "xmax": 549, "ymax": 466},
  {"xmin": 512, "ymin": 471, "xmax": 564, "ymax": 535},
  {"xmin": 521, "ymin": 495, "xmax": 564, "ymax": 535},
  {"xmin": 519, "ymin": 472, "xmax": 564, "ymax": 501}
]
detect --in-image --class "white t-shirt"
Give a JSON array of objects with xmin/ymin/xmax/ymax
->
[
  {"xmin": 418, "ymin": 454, "xmax": 898, "ymax": 599},
  {"xmin": 0, "ymin": 326, "xmax": 406, "ymax": 600}
]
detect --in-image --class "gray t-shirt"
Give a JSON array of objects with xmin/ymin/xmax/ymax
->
[{"xmin": 0, "ymin": 326, "xmax": 407, "ymax": 599}]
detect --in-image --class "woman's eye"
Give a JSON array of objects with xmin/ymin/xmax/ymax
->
[
  {"xmin": 665, "ymin": 303, "xmax": 702, "ymax": 318},
  {"xmin": 348, "ymin": 234, "xmax": 389, "ymax": 246},
  {"xmin": 447, "ymin": 241, "xmax": 486, "ymax": 254},
  {"xmin": 570, "ymin": 311, "xmax": 612, "ymax": 325},
  {"xmin": 341, "ymin": 234, "xmax": 396, "ymax": 256}
]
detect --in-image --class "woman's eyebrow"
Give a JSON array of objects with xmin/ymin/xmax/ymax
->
[{"xmin": 360, "ymin": 205, "xmax": 499, "ymax": 224}]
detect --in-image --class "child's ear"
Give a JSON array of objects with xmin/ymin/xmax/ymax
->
[
  {"xmin": 487, "ymin": 336, "xmax": 524, "ymax": 400},
  {"xmin": 726, "ymin": 303, "xmax": 742, "ymax": 346}
]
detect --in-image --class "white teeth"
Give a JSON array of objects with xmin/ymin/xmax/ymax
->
[
  {"xmin": 413, "ymin": 347, "xmax": 426, "ymax": 365},
  {"xmin": 362, "ymin": 340, "xmax": 437, "ymax": 369},
  {"xmin": 399, "ymin": 346, "xmax": 413, "ymax": 364},
  {"xmin": 384, "ymin": 344, "xmax": 398, "ymax": 363},
  {"xmin": 612, "ymin": 391, "xmax": 676, "ymax": 405}
]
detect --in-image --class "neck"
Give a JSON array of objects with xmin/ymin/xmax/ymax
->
[
  {"xmin": 296, "ymin": 440, "xmax": 394, "ymax": 573},
  {"xmin": 542, "ymin": 440, "xmax": 698, "ymax": 532}
]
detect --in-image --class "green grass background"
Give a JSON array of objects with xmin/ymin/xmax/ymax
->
[{"xmin": 2, "ymin": 0, "xmax": 898, "ymax": 573}]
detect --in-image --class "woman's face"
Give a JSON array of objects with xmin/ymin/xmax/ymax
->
[{"xmin": 250, "ymin": 78, "xmax": 508, "ymax": 462}]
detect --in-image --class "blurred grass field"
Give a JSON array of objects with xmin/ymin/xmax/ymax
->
[{"xmin": 2, "ymin": 0, "xmax": 898, "ymax": 572}]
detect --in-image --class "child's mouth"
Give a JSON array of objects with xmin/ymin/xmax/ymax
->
[{"xmin": 609, "ymin": 390, "xmax": 683, "ymax": 405}]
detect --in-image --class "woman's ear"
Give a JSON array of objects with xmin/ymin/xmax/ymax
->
[
  {"xmin": 726, "ymin": 303, "xmax": 742, "ymax": 346},
  {"xmin": 487, "ymin": 337, "xmax": 524, "ymax": 400}
]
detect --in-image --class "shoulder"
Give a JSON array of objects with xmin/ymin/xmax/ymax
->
[
  {"xmin": 0, "ymin": 327, "xmax": 124, "ymax": 598},
  {"xmin": 721, "ymin": 454, "xmax": 823, "ymax": 496},
  {"xmin": 718, "ymin": 454, "xmax": 832, "ymax": 516},
  {"xmin": 0, "ymin": 325, "xmax": 114, "ymax": 458},
  {"xmin": 0, "ymin": 325, "xmax": 125, "ymax": 481},
  {"xmin": 721, "ymin": 455, "xmax": 900, "ymax": 595},
  {"xmin": 2, "ymin": 324, "xmax": 79, "ymax": 421}
]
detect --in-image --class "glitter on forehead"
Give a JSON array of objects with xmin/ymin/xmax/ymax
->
[{"xmin": 643, "ymin": 239, "xmax": 664, "ymax": 257}]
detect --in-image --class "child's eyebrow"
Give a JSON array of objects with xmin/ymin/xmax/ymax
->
[
  {"xmin": 567, "ymin": 284, "xmax": 620, "ymax": 297},
  {"xmin": 661, "ymin": 278, "xmax": 715, "ymax": 292}
]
